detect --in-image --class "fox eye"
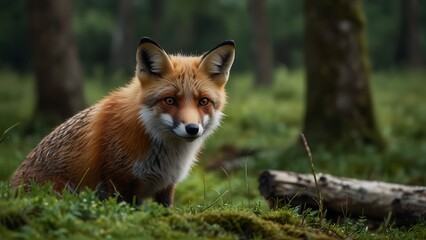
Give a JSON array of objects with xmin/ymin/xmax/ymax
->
[
  {"xmin": 164, "ymin": 97, "xmax": 176, "ymax": 105},
  {"xmin": 199, "ymin": 98, "xmax": 210, "ymax": 106}
]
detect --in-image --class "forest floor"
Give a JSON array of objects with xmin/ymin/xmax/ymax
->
[{"xmin": 1, "ymin": 68, "xmax": 426, "ymax": 239}]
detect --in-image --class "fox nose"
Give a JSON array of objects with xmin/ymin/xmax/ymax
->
[{"xmin": 185, "ymin": 124, "xmax": 199, "ymax": 135}]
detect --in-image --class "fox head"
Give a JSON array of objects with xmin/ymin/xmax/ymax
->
[{"xmin": 135, "ymin": 37, "xmax": 235, "ymax": 142}]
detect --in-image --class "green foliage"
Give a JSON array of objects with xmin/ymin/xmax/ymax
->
[
  {"xmin": 0, "ymin": 0, "xmax": 28, "ymax": 71},
  {"xmin": 74, "ymin": 7, "xmax": 116, "ymax": 74}
]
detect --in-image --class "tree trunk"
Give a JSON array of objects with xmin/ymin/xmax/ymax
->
[
  {"xmin": 259, "ymin": 170, "xmax": 426, "ymax": 226},
  {"xmin": 248, "ymin": 0, "xmax": 274, "ymax": 86},
  {"xmin": 149, "ymin": 0, "xmax": 165, "ymax": 40},
  {"xmin": 395, "ymin": 0, "xmax": 422, "ymax": 69},
  {"xmin": 28, "ymin": 0, "xmax": 85, "ymax": 130},
  {"xmin": 302, "ymin": 0, "xmax": 384, "ymax": 148},
  {"xmin": 109, "ymin": 0, "xmax": 136, "ymax": 75}
]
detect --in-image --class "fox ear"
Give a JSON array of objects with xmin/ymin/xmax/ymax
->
[
  {"xmin": 136, "ymin": 37, "xmax": 173, "ymax": 79},
  {"xmin": 199, "ymin": 40, "xmax": 235, "ymax": 84}
]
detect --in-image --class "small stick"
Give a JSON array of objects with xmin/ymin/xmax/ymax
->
[{"xmin": 300, "ymin": 133, "xmax": 324, "ymax": 224}]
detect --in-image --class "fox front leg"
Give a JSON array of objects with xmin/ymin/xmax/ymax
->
[{"xmin": 154, "ymin": 184, "xmax": 175, "ymax": 207}]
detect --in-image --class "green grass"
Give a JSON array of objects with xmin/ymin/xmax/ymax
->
[
  {"xmin": 0, "ymin": 183, "xmax": 339, "ymax": 239},
  {"xmin": 1, "ymin": 68, "xmax": 426, "ymax": 238},
  {"xmin": 2, "ymin": 183, "xmax": 425, "ymax": 239}
]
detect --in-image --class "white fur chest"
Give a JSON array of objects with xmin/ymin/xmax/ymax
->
[{"xmin": 132, "ymin": 139, "xmax": 202, "ymax": 192}]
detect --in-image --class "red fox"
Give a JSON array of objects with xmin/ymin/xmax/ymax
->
[{"xmin": 11, "ymin": 37, "xmax": 235, "ymax": 206}]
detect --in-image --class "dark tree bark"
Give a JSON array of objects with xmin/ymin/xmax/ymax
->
[
  {"xmin": 302, "ymin": 0, "xmax": 384, "ymax": 148},
  {"xmin": 149, "ymin": 0, "xmax": 165, "ymax": 40},
  {"xmin": 248, "ymin": 0, "xmax": 274, "ymax": 86},
  {"xmin": 395, "ymin": 0, "xmax": 422, "ymax": 69},
  {"xmin": 28, "ymin": 0, "xmax": 85, "ymax": 130},
  {"xmin": 109, "ymin": 0, "xmax": 136, "ymax": 75}
]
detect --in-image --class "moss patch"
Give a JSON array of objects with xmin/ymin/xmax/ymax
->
[{"xmin": 187, "ymin": 210, "xmax": 335, "ymax": 240}]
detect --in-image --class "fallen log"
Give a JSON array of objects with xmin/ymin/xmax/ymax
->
[{"xmin": 259, "ymin": 170, "xmax": 426, "ymax": 226}]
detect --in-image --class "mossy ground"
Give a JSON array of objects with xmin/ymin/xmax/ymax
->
[
  {"xmin": 0, "ymin": 184, "xmax": 335, "ymax": 239},
  {"xmin": 1, "ymin": 183, "xmax": 425, "ymax": 239}
]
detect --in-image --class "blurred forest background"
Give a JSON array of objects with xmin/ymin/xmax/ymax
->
[
  {"xmin": 1, "ymin": 0, "xmax": 425, "ymax": 73},
  {"xmin": 1, "ymin": 0, "xmax": 426, "ymax": 189}
]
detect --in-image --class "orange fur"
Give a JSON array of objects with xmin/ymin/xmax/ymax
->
[{"xmin": 11, "ymin": 37, "xmax": 235, "ymax": 206}]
